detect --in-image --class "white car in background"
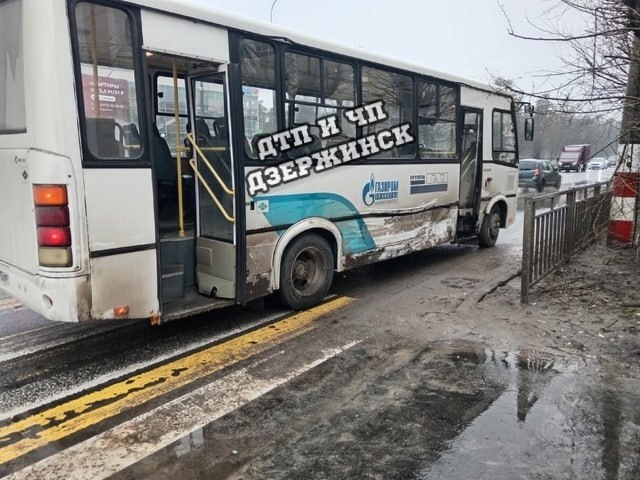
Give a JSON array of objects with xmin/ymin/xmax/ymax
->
[{"xmin": 588, "ymin": 157, "xmax": 606, "ymax": 170}]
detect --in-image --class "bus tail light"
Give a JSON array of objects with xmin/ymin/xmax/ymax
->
[
  {"xmin": 37, "ymin": 227, "xmax": 72, "ymax": 247},
  {"xmin": 35, "ymin": 206, "xmax": 70, "ymax": 226},
  {"xmin": 33, "ymin": 185, "xmax": 68, "ymax": 206},
  {"xmin": 33, "ymin": 185, "xmax": 72, "ymax": 267}
]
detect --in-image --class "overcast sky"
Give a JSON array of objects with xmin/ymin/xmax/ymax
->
[{"xmin": 190, "ymin": 0, "xmax": 588, "ymax": 95}]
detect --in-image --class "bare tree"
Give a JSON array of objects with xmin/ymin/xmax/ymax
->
[
  {"xmin": 502, "ymin": 1, "xmax": 640, "ymax": 248},
  {"xmin": 499, "ymin": 0, "xmax": 637, "ymax": 116}
]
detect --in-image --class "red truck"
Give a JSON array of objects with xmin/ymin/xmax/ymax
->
[{"xmin": 558, "ymin": 144, "xmax": 591, "ymax": 172}]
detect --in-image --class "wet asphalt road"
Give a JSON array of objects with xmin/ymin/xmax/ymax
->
[
  {"xmin": 1, "ymin": 168, "xmax": 635, "ymax": 479},
  {"xmin": 112, "ymin": 343, "xmax": 640, "ymax": 480}
]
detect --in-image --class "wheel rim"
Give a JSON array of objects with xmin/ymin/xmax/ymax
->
[{"xmin": 290, "ymin": 246, "xmax": 325, "ymax": 296}]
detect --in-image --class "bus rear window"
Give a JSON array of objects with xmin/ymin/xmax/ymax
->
[{"xmin": 0, "ymin": 0, "xmax": 26, "ymax": 134}]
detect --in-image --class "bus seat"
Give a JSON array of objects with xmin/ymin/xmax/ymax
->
[
  {"xmin": 152, "ymin": 124, "xmax": 176, "ymax": 184},
  {"xmin": 396, "ymin": 141, "xmax": 417, "ymax": 158},
  {"xmin": 251, "ymin": 133, "xmax": 272, "ymax": 159},
  {"xmin": 195, "ymin": 118, "xmax": 216, "ymax": 146},
  {"xmin": 122, "ymin": 123, "xmax": 141, "ymax": 157},
  {"xmin": 85, "ymin": 117, "xmax": 121, "ymax": 158},
  {"xmin": 286, "ymin": 132, "xmax": 322, "ymax": 160},
  {"xmin": 244, "ymin": 136, "xmax": 253, "ymax": 156},
  {"xmin": 211, "ymin": 117, "xmax": 227, "ymax": 140}
]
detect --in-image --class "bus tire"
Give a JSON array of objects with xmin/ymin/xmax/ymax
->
[
  {"xmin": 478, "ymin": 205, "xmax": 501, "ymax": 248},
  {"xmin": 278, "ymin": 233, "xmax": 334, "ymax": 310}
]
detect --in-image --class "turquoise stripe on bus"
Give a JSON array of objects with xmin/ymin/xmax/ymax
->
[{"xmin": 254, "ymin": 193, "xmax": 376, "ymax": 254}]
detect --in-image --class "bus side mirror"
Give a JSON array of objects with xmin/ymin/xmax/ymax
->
[{"xmin": 524, "ymin": 117, "xmax": 534, "ymax": 141}]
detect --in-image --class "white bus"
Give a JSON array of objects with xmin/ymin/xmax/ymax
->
[{"xmin": 0, "ymin": 0, "xmax": 529, "ymax": 323}]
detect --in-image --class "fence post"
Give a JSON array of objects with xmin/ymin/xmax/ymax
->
[
  {"xmin": 594, "ymin": 183, "xmax": 609, "ymax": 243},
  {"xmin": 564, "ymin": 190, "xmax": 577, "ymax": 260},
  {"xmin": 521, "ymin": 196, "xmax": 536, "ymax": 304}
]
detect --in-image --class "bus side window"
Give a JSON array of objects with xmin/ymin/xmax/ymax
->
[
  {"xmin": 240, "ymin": 38, "xmax": 278, "ymax": 159},
  {"xmin": 362, "ymin": 66, "xmax": 414, "ymax": 159}
]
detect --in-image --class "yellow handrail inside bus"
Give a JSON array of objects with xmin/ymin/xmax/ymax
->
[
  {"xmin": 185, "ymin": 132, "xmax": 235, "ymax": 196},
  {"xmin": 172, "ymin": 60, "xmax": 186, "ymax": 237},
  {"xmin": 188, "ymin": 158, "xmax": 235, "ymax": 223},
  {"xmin": 199, "ymin": 146, "xmax": 227, "ymax": 152}
]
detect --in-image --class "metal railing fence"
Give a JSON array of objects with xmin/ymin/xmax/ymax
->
[{"xmin": 521, "ymin": 182, "xmax": 611, "ymax": 303}]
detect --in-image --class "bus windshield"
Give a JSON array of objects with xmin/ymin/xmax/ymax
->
[{"xmin": 0, "ymin": 0, "xmax": 26, "ymax": 134}]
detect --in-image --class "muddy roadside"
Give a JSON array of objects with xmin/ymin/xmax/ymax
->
[{"xmin": 467, "ymin": 243, "xmax": 640, "ymax": 363}]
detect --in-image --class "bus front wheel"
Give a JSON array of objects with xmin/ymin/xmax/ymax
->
[
  {"xmin": 278, "ymin": 234, "xmax": 334, "ymax": 310},
  {"xmin": 478, "ymin": 205, "xmax": 501, "ymax": 248}
]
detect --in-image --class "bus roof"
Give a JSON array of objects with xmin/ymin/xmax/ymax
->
[{"xmin": 131, "ymin": 0, "xmax": 509, "ymax": 97}]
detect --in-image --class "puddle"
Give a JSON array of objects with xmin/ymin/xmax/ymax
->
[
  {"xmin": 422, "ymin": 348, "xmax": 640, "ymax": 480},
  {"xmin": 110, "ymin": 341, "xmax": 640, "ymax": 480}
]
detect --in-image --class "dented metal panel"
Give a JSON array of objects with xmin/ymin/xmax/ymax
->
[
  {"xmin": 345, "ymin": 208, "xmax": 456, "ymax": 269},
  {"xmin": 245, "ymin": 163, "xmax": 462, "ymax": 293},
  {"xmin": 90, "ymin": 250, "xmax": 158, "ymax": 319}
]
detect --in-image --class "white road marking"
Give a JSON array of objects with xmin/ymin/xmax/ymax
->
[
  {"xmin": 0, "ymin": 298, "xmax": 23, "ymax": 314},
  {"xmin": 1, "ymin": 340, "xmax": 361, "ymax": 480},
  {"xmin": 0, "ymin": 325, "xmax": 57, "ymax": 342},
  {"xmin": 0, "ymin": 323, "xmax": 130, "ymax": 363}
]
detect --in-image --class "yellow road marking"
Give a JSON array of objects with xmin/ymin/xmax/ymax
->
[{"xmin": 0, "ymin": 296, "xmax": 353, "ymax": 464}]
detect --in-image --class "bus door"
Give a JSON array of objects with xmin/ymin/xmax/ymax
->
[
  {"xmin": 458, "ymin": 108, "xmax": 483, "ymax": 234},
  {"xmin": 69, "ymin": 1, "xmax": 160, "ymax": 320},
  {"xmin": 187, "ymin": 73, "xmax": 236, "ymax": 299}
]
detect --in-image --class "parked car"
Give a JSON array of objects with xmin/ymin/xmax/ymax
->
[
  {"xmin": 606, "ymin": 156, "xmax": 617, "ymax": 168},
  {"xmin": 518, "ymin": 159, "xmax": 562, "ymax": 193},
  {"xmin": 588, "ymin": 157, "xmax": 607, "ymax": 170}
]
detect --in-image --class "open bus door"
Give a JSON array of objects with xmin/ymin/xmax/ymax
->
[
  {"xmin": 69, "ymin": 1, "xmax": 161, "ymax": 321},
  {"xmin": 147, "ymin": 55, "xmax": 237, "ymax": 322},
  {"xmin": 187, "ymin": 73, "xmax": 237, "ymax": 301},
  {"xmin": 457, "ymin": 108, "xmax": 483, "ymax": 236}
]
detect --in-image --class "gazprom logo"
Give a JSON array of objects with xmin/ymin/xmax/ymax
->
[{"xmin": 362, "ymin": 173, "xmax": 399, "ymax": 206}]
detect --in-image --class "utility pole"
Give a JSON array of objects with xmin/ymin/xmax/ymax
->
[
  {"xmin": 620, "ymin": 0, "xmax": 640, "ymax": 169},
  {"xmin": 610, "ymin": 0, "xmax": 640, "ymax": 245}
]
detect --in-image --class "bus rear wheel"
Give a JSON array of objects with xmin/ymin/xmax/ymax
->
[
  {"xmin": 279, "ymin": 234, "xmax": 334, "ymax": 310},
  {"xmin": 478, "ymin": 205, "xmax": 501, "ymax": 248}
]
